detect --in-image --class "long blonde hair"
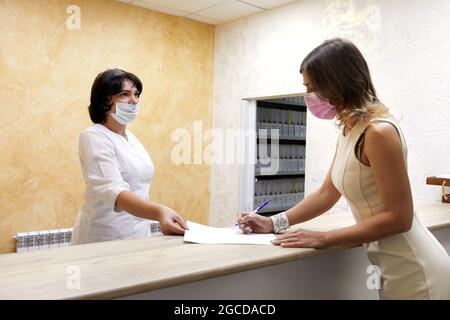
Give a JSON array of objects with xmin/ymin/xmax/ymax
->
[{"xmin": 337, "ymin": 100, "xmax": 389, "ymax": 129}]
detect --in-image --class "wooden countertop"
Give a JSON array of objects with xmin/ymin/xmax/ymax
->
[{"xmin": 0, "ymin": 202, "xmax": 449, "ymax": 300}]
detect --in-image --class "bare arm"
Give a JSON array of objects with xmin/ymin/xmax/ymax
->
[
  {"xmin": 324, "ymin": 123, "xmax": 413, "ymax": 247},
  {"xmin": 115, "ymin": 191, "xmax": 188, "ymax": 234},
  {"xmin": 285, "ymin": 157, "xmax": 341, "ymax": 225},
  {"xmin": 238, "ymin": 149, "xmax": 341, "ymax": 233},
  {"xmin": 276, "ymin": 123, "xmax": 413, "ymax": 248},
  {"xmin": 79, "ymin": 131, "xmax": 188, "ymax": 235}
]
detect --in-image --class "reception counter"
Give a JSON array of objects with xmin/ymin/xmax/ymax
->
[{"xmin": 0, "ymin": 202, "xmax": 449, "ymax": 299}]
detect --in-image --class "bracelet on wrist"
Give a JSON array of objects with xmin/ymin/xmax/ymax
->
[{"xmin": 270, "ymin": 211, "xmax": 289, "ymax": 234}]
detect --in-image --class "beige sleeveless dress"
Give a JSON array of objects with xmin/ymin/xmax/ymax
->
[{"xmin": 331, "ymin": 114, "xmax": 450, "ymax": 299}]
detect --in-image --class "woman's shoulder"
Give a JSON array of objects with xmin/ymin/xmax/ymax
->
[
  {"xmin": 79, "ymin": 124, "xmax": 114, "ymax": 145},
  {"xmin": 80, "ymin": 124, "xmax": 102, "ymax": 137},
  {"xmin": 365, "ymin": 121, "xmax": 398, "ymax": 137},
  {"xmin": 364, "ymin": 115, "xmax": 404, "ymax": 150},
  {"xmin": 367, "ymin": 113, "xmax": 401, "ymax": 132}
]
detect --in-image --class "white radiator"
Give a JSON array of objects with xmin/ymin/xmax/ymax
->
[
  {"xmin": 13, "ymin": 221, "xmax": 161, "ymax": 252},
  {"xmin": 149, "ymin": 220, "xmax": 162, "ymax": 235},
  {"xmin": 14, "ymin": 228, "xmax": 73, "ymax": 252}
]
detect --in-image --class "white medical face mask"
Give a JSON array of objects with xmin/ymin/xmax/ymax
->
[{"xmin": 111, "ymin": 102, "xmax": 140, "ymax": 125}]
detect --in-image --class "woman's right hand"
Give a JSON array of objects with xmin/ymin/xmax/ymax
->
[
  {"xmin": 156, "ymin": 205, "xmax": 189, "ymax": 235},
  {"xmin": 237, "ymin": 212, "xmax": 273, "ymax": 234}
]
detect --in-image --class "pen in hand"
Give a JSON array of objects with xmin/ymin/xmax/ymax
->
[{"xmin": 235, "ymin": 200, "xmax": 271, "ymax": 227}]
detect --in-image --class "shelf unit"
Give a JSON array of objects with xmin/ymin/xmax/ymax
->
[{"xmin": 239, "ymin": 95, "xmax": 307, "ymax": 216}]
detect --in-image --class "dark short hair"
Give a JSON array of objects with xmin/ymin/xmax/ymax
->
[{"xmin": 88, "ymin": 69, "xmax": 143, "ymax": 123}]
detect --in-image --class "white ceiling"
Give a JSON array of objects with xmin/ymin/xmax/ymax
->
[{"xmin": 115, "ymin": 0, "xmax": 297, "ymax": 25}]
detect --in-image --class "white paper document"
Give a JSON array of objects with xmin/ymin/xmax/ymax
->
[
  {"xmin": 436, "ymin": 174, "xmax": 450, "ymax": 179},
  {"xmin": 184, "ymin": 221, "xmax": 276, "ymax": 245}
]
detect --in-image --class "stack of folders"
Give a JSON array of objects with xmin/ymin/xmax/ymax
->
[
  {"xmin": 256, "ymin": 144, "xmax": 305, "ymax": 174},
  {"xmin": 257, "ymin": 108, "xmax": 307, "ymax": 138},
  {"xmin": 254, "ymin": 178, "xmax": 305, "ymax": 212}
]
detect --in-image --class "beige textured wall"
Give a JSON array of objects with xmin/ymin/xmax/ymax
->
[{"xmin": 0, "ymin": 0, "xmax": 214, "ymax": 254}]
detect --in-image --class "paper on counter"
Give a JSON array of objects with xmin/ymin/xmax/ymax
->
[
  {"xmin": 184, "ymin": 221, "xmax": 276, "ymax": 245},
  {"xmin": 436, "ymin": 174, "xmax": 450, "ymax": 179}
]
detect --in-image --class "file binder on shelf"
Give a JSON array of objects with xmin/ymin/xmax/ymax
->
[{"xmin": 254, "ymin": 95, "xmax": 307, "ymax": 215}]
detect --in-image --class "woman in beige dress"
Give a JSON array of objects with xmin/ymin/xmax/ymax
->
[{"xmin": 238, "ymin": 38, "xmax": 450, "ymax": 299}]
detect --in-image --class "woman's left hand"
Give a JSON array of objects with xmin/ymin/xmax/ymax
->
[{"xmin": 271, "ymin": 229, "xmax": 330, "ymax": 249}]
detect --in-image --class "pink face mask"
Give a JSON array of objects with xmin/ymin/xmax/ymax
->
[{"xmin": 304, "ymin": 93, "xmax": 337, "ymax": 120}]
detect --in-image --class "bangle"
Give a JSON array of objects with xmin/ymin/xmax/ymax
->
[{"xmin": 270, "ymin": 211, "xmax": 289, "ymax": 234}]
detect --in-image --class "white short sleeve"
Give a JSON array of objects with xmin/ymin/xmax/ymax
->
[{"xmin": 79, "ymin": 130, "xmax": 130, "ymax": 210}]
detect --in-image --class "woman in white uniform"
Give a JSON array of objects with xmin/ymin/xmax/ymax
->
[
  {"xmin": 72, "ymin": 69, "xmax": 188, "ymax": 245},
  {"xmin": 238, "ymin": 38, "xmax": 450, "ymax": 299}
]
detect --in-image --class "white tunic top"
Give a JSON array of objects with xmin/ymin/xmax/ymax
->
[{"xmin": 71, "ymin": 124, "xmax": 154, "ymax": 245}]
